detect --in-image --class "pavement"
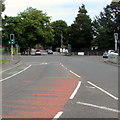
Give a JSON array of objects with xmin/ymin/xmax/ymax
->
[
  {"xmin": 103, "ymin": 58, "xmax": 119, "ymax": 67},
  {"xmin": 1, "ymin": 60, "xmax": 21, "ymax": 73}
]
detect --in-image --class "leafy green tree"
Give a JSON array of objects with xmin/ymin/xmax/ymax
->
[
  {"xmin": 18, "ymin": 7, "xmax": 54, "ymax": 53},
  {"xmin": 2, "ymin": 7, "xmax": 54, "ymax": 54},
  {"xmin": 0, "ymin": 0, "xmax": 5, "ymax": 45},
  {"xmin": 69, "ymin": 4, "xmax": 93, "ymax": 51},
  {"xmin": 51, "ymin": 20, "xmax": 68, "ymax": 49},
  {"xmin": 92, "ymin": 2, "xmax": 120, "ymax": 49},
  {"xmin": 2, "ymin": 16, "xmax": 23, "ymax": 48},
  {"xmin": 0, "ymin": 0, "xmax": 5, "ymax": 16}
]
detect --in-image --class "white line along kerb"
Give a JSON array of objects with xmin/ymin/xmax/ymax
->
[
  {"xmin": 87, "ymin": 81, "xmax": 118, "ymax": 100},
  {"xmin": 0, "ymin": 65, "xmax": 32, "ymax": 82}
]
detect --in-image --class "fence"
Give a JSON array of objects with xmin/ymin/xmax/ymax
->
[
  {"xmin": 2, "ymin": 51, "xmax": 21, "ymax": 61},
  {"xmin": 71, "ymin": 51, "xmax": 104, "ymax": 56}
]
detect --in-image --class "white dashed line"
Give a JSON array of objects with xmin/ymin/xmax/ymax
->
[
  {"xmin": 0, "ymin": 65, "xmax": 32, "ymax": 82},
  {"xmin": 77, "ymin": 101, "xmax": 120, "ymax": 113},
  {"xmin": 60, "ymin": 63, "xmax": 81, "ymax": 100},
  {"xmin": 69, "ymin": 70, "xmax": 81, "ymax": 78},
  {"xmin": 87, "ymin": 81, "xmax": 118, "ymax": 100},
  {"xmin": 53, "ymin": 111, "xmax": 63, "ymax": 119}
]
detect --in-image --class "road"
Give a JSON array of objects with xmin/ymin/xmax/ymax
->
[{"xmin": 2, "ymin": 55, "xmax": 119, "ymax": 119}]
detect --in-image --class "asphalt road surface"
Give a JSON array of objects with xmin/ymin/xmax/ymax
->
[{"xmin": 1, "ymin": 55, "xmax": 119, "ymax": 119}]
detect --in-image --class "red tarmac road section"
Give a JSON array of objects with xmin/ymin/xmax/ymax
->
[{"xmin": 2, "ymin": 65, "xmax": 80, "ymax": 119}]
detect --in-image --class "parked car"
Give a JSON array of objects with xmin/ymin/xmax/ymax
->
[
  {"xmin": 103, "ymin": 50, "xmax": 118, "ymax": 58},
  {"xmin": 31, "ymin": 48, "xmax": 36, "ymax": 55},
  {"xmin": 103, "ymin": 51, "xmax": 108, "ymax": 58},
  {"xmin": 40, "ymin": 50, "xmax": 47, "ymax": 55},
  {"xmin": 46, "ymin": 49, "xmax": 53, "ymax": 54},
  {"xmin": 35, "ymin": 49, "xmax": 41, "ymax": 55}
]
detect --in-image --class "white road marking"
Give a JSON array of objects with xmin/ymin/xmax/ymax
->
[
  {"xmin": 86, "ymin": 86, "xmax": 95, "ymax": 89},
  {"xmin": 70, "ymin": 81, "xmax": 82, "ymax": 99},
  {"xmin": 40, "ymin": 62, "xmax": 48, "ymax": 65},
  {"xmin": 0, "ymin": 65, "xmax": 32, "ymax": 82},
  {"xmin": 60, "ymin": 63, "xmax": 81, "ymax": 100},
  {"xmin": 60, "ymin": 63, "xmax": 81, "ymax": 78},
  {"xmin": 87, "ymin": 81, "xmax": 118, "ymax": 100},
  {"xmin": 77, "ymin": 101, "xmax": 120, "ymax": 113},
  {"xmin": 69, "ymin": 70, "xmax": 81, "ymax": 78},
  {"xmin": 53, "ymin": 111, "xmax": 63, "ymax": 119},
  {"xmin": 60, "ymin": 63, "xmax": 68, "ymax": 70}
]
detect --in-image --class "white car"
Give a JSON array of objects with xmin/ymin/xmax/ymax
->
[
  {"xmin": 103, "ymin": 50, "xmax": 118, "ymax": 58},
  {"xmin": 108, "ymin": 50, "xmax": 118, "ymax": 56},
  {"xmin": 35, "ymin": 49, "xmax": 41, "ymax": 55}
]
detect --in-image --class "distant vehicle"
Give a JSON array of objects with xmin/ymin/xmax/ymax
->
[
  {"xmin": 103, "ymin": 51, "xmax": 108, "ymax": 58},
  {"xmin": 103, "ymin": 50, "xmax": 118, "ymax": 58},
  {"xmin": 31, "ymin": 48, "xmax": 36, "ymax": 55},
  {"xmin": 35, "ymin": 49, "xmax": 41, "ymax": 55},
  {"xmin": 40, "ymin": 50, "xmax": 47, "ymax": 55},
  {"xmin": 46, "ymin": 49, "xmax": 53, "ymax": 54},
  {"xmin": 107, "ymin": 50, "xmax": 118, "ymax": 56}
]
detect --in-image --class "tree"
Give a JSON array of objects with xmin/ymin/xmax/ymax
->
[
  {"xmin": 69, "ymin": 4, "xmax": 93, "ymax": 51},
  {"xmin": 2, "ymin": 7, "xmax": 54, "ymax": 54},
  {"xmin": 92, "ymin": 2, "xmax": 120, "ymax": 50},
  {"xmin": 0, "ymin": 0, "xmax": 5, "ymax": 16},
  {"xmin": 18, "ymin": 7, "xmax": 54, "ymax": 52},
  {"xmin": 51, "ymin": 20, "xmax": 68, "ymax": 50},
  {"xmin": 2, "ymin": 16, "xmax": 23, "ymax": 50},
  {"xmin": 0, "ymin": 0, "xmax": 5, "ymax": 45}
]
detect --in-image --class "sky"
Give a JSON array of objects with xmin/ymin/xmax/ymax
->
[{"xmin": 2, "ymin": 0, "xmax": 112, "ymax": 25}]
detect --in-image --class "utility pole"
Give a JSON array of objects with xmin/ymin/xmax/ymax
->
[
  {"xmin": 114, "ymin": 33, "xmax": 118, "ymax": 52},
  {"xmin": 61, "ymin": 32, "xmax": 63, "ymax": 48}
]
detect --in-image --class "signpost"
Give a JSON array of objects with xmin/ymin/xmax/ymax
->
[{"xmin": 9, "ymin": 34, "xmax": 15, "ymax": 60}]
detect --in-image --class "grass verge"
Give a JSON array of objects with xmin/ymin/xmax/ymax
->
[{"xmin": 0, "ymin": 59, "xmax": 11, "ymax": 64}]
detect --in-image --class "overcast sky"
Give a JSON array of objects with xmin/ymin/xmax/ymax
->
[{"xmin": 3, "ymin": 0, "xmax": 112, "ymax": 25}]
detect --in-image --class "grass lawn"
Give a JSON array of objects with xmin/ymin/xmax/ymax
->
[{"xmin": 0, "ymin": 59, "xmax": 11, "ymax": 64}]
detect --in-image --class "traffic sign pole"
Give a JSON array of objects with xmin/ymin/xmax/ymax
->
[
  {"xmin": 11, "ymin": 44, "xmax": 13, "ymax": 60},
  {"xmin": 10, "ymin": 34, "xmax": 15, "ymax": 60}
]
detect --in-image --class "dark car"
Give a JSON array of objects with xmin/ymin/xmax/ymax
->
[{"xmin": 35, "ymin": 49, "xmax": 41, "ymax": 55}]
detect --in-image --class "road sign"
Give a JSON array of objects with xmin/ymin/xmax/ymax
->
[
  {"xmin": 68, "ymin": 44, "xmax": 71, "ymax": 47},
  {"xmin": 8, "ymin": 40, "xmax": 15, "ymax": 45},
  {"xmin": 15, "ymin": 44, "xmax": 19, "ymax": 47}
]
